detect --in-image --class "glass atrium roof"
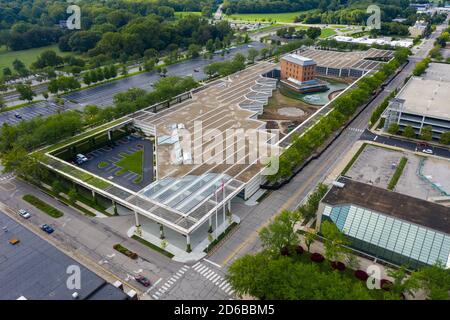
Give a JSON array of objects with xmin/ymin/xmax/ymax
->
[{"xmin": 323, "ymin": 204, "xmax": 450, "ymax": 268}]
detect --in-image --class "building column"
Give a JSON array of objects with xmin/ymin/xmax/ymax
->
[
  {"xmin": 208, "ymin": 216, "xmax": 212, "ymax": 233},
  {"xmin": 91, "ymin": 190, "xmax": 97, "ymax": 204},
  {"xmin": 107, "ymin": 130, "xmax": 112, "ymax": 141},
  {"xmin": 186, "ymin": 235, "xmax": 191, "ymax": 253},
  {"xmin": 134, "ymin": 211, "xmax": 142, "ymax": 236},
  {"xmin": 159, "ymin": 224, "xmax": 165, "ymax": 239},
  {"xmin": 112, "ymin": 200, "xmax": 118, "ymax": 215}
]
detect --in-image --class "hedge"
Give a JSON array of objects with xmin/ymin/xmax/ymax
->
[
  {"xmin": 387, "ymin": 157, "xmax": 408, "ymax": 190},
  {"xmin": 22, "ymin": 194, "xmax": 64, "ymax": 218}
]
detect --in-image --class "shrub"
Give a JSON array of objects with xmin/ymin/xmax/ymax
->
[
  {"xmin": 295, "ymin": 245, "xmax": 304, "ymax": 255},
  {"xmin": 113, "ymin": 243, "xmax": 138, "ymax": 260},
  {"xmin": 354, "ymin": 270, "xmax": 369, "ymax": 281},
  {"xmin": 380, "ymin": 279, "xmax": 393, "ymax": 291},
  {"xmin": 331, "ymin": 261, "xmax": 346, "ymax": 271},
  {"xmin": 280, "ymin": 246, "xmax": 290, "ymax": 256},
  {"xmin": 310, "ymin": 252, "xmax": 324, "ymax": 263},
  {"xmin": 22, "ymin": 194, "xmax": 63, "ymax": 218}
]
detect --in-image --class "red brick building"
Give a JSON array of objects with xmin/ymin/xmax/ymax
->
[{"xmin": 280, "ymin": 54, "xmax": 317, "ymax": 83}]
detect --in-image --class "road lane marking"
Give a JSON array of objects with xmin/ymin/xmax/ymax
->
[{"xmin": 204, "ymin": 258, "xmax": 221, "ymax": 268}]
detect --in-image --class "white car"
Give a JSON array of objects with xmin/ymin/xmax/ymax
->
[
  {"xmin": 18, "ymin": 209, "xmax": 31, "ymax": 219},
  {"xmin": 422, "ymin": 149, "xmax": 433, "ymax": 154},
  {"xmin": 76, "ymin": 154, "xmax": 88, "ymax": 162}
]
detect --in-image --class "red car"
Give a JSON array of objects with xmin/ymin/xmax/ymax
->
[{"xmin": 135, "ymin": 275, "xmax": 151, "ymax": 287}]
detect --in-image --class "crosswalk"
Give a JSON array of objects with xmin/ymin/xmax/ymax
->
[
  {"xmin": 151, "ymin": 265, "xmax": 190, "ymax": 300},
  {"xmin": 348, "ymin": 127, "xmax": 365, "ymax": 133},
  {"xmin": 192, "ymin": 262, "xmax": 235, "ymax": 296},
  {"xmin": 0, "ymin": 173, "xmax": 14, "ymax": 182}
]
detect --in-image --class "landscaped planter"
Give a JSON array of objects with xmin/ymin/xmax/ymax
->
[
  {"xmin": 380, "ymin": 279, "xmax": 393, "ymax": 291},
  {"xmin": 280, "ymin": 246, "xmax": 290, "ymax": 256},
  {"xmin": 331, "ymin": 261, "xmax": 346, "ymax": 271},
  {"xmin": 295, "ymin": 245, "xmax": 304, "ymax": 255},
  {"xmin": 354, "ymin": 270, "xmax": 369, "ymax": 281},
  {"xmin": 310, "ymin": 253, "xmax": 324, "ymax": 263}
]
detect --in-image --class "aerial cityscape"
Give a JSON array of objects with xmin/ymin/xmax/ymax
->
[{"xmin": 0, "ymin": 0, "xmax": 449, "ymax": 309}]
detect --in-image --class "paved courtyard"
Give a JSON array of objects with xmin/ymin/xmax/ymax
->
[{"xmin": 79, "ymin": 136, "xmax": 154, "ymax": 192}]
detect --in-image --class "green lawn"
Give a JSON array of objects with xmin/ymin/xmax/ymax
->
[
  {"xmin": 174, "ymin": 11, "xmax": 202, "ymax": 18},
  {"xmin": 115, "ymin": 150, "xmax": 143, "ymax": 175},
  {"xmin": 320, "ymin": 28, "xmax": 337, "ymax": 38},
  {"xmin": 226, "ymin": 11, "xmax": 303, "ymax": 23},
  {"xmin": 0, "ymin": 44, "xmax": 74, "ymax": 71}
]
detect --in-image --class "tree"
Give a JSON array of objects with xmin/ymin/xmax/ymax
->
[
  {"xmin": 42, "ymin": 92, "xmax": 49, "ymax": 100},
  {"xmin": 307, "ymin": 27, "xmax": 322, "ymax": 40},
  {"xmin": 420, "ymin": 126, "xmax": 433, "ymax": 141},
  {"xmin": 321, "ymin": 221, "xmax": 350, "ymax": 263},
  {"xmin": 83, "ymin": 72, "xmax": 92, "ymax": 85},
  {"xmin": 12, "ymin": 59, "xmax": 28, "ymax": 76},
  {"xmin": 386, "ymin": 266, "xmax": 418, "ymax": 298},
  {"xmin": 259, "ymin": 210, "xmax": 300, "ymax": 254},
  {"xmin": 31, "ymin": 50, "xmax": 63, "ymax": 69},
  {"xmin": 409, "ymin": 262, "xmax": 450, "ymax": 300},
  {"xmin": 68, "ymin": 188, "xmax": 78, "ymax": 204},
  {"xmin": 3, "ymin": 67, "xmax": 12, "ymax": 77},
  {"xmin": 52, "ymin": 180, "xmax": 64, "ymax": 195},
  {"xmin": 15, "ymin": 84, "xmax": 35, "ymax": 101},
  {"xmin": 0, "ymin": 96, "xmax": 4, "ymax": 109},
  {"xmin": 387, "ymin": 123, "xmax": 399, "ymax": 135},
  {"xmin": 247, "ymin": 48, "xmax": 259, "ymax": 64},
  {"xmin": 403, "ymin": 125, "xmax": 416, "ymax": 138},
  {"xmin": 188, "ymin": 44, "xmax": 201, "ymax": 58},
  {"xmin": 303, "ymin": 231, "xmax": 317, "ymax": 252},
  {"xmin": 260, "ymin": 48, "xmax": 269, "ymax": 59},
  {"xmin": 144, "ymin": 59, "xmax": 156, "ymax": 72},
  {"xmin": 440, "ymin": 131, "xmax": 450, "ymax": 145}
]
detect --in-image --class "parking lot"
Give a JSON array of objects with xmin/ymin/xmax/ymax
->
[
  {"xmin": 345, "ymin": 144, "xmax": 450, "ymax": 200},
  {"xmin": 78, "ymin": 135, "xmax": 154, "ymax": 192}
]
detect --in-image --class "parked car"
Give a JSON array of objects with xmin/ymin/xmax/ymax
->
[
  {"xmin": 135, "ymin": 275, "xmax": 151, "ymax": 287},
  {"xmin": 18, "ymin": 209, "xmax": 31, "ymax": 219},
  {"xmin": 422, "ymin": 149, "xmax": 433, "ymax": 154},
  {"xmin": 76, "ymin": 154, "xmax": 88, "ymax": 162},
  {"xmin": 41, "ymin": 224, "xmax": 54, "ymax": 234},
  {"xmin": 14, "ymin": 113, "xmax": 22, "ymax": 119},
  {"xmin": 193, "ymin": 68, "xmax": 200, "ymax": 72}
]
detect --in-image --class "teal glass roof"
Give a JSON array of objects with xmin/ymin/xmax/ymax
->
[{"xmin": 323, "ymin": 205, "xmax": 450, "ymax": 268}]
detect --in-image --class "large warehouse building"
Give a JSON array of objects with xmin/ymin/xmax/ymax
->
[{"xmin": 317, "ymin": 177, "xmax": 450, "ymax": 269}]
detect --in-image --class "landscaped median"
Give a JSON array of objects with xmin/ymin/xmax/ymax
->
[
  {"xmin": 113, "ymin": 243, "xmax": 138, "ymax": 260},
  {"xmin": 388, "ymin": 157, "xmax": 408, "ymax": 190},
  {"xmin": 132, "ymin": 235, "xmax": 174, "ymax": 258},
  {"xmin": 22, "ymin": 194, "xmax": 64, "ymax": 218}
]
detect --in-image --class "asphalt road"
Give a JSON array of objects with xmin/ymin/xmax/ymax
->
[
  {"xmin": 0, "ymin": 41, "xmax": 266, "ymax": 126},
  {"xmin": 361, "ymin": 130, "xmax": 450, "ymax": 158}
]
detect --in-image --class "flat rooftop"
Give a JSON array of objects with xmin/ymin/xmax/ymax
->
[
  {"xmin": 295, "ymin": 48, "xmax": 394, "ymax": 72},
  {"xmin": 0, "ymin": 211, "xmax": 128, "ymax": 300},
  {"xmin": 422, "ymin": 62, "xmax": 450, "ymax": 82},
  {"xmin": 282, "ymin": 54, "xmax": 316, "ymax": 66},
  {"xmin": 396, "ymin": 77, "xmax": 450, "ymax": 120},
  {"xmin": 322, "ymin": 177, "xmax": 450, "ymax": 235}
]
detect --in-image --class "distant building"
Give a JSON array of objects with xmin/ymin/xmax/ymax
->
[
  {"xmin": 409, "ymin": 20, "xmax": 428, "ymax": 38},
  {"xmin": 382, "ymin": 77, "xmax": 450, "ymax": 140},
  {"xmin": 317, "ymin": 177, "xmax": 450, "ymax": 269},
  {"xmin": 0, "ymin": 211, "xmax": 129, "ymax": 300}
]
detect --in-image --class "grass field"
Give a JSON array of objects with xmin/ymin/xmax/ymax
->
[
  {"xmin": 174, "ymin": 11, "xmax": 202, "ymax": 18},
  {"xmin": 226, "ymin": 11, "xmax": 303, "ymax": 23},
  {"xmin": 116, "ymin": 150, "xmax": 143, "ymax": 175},
  {"xmin": 319, "ymin": 28, "xmax": 337, "ymax": 38},
  {"xmin": 0, "ymin": 44, "xmax": 73, "ymax": 71}
]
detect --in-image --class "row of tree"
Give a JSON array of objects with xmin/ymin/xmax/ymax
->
[
  {"xmin": 48, "ymin": 76, "xmax": 80, "ymax": 94},
  {"xmin": 83, "ymin": 65, "xmax": 118, "ymax": 85}
]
